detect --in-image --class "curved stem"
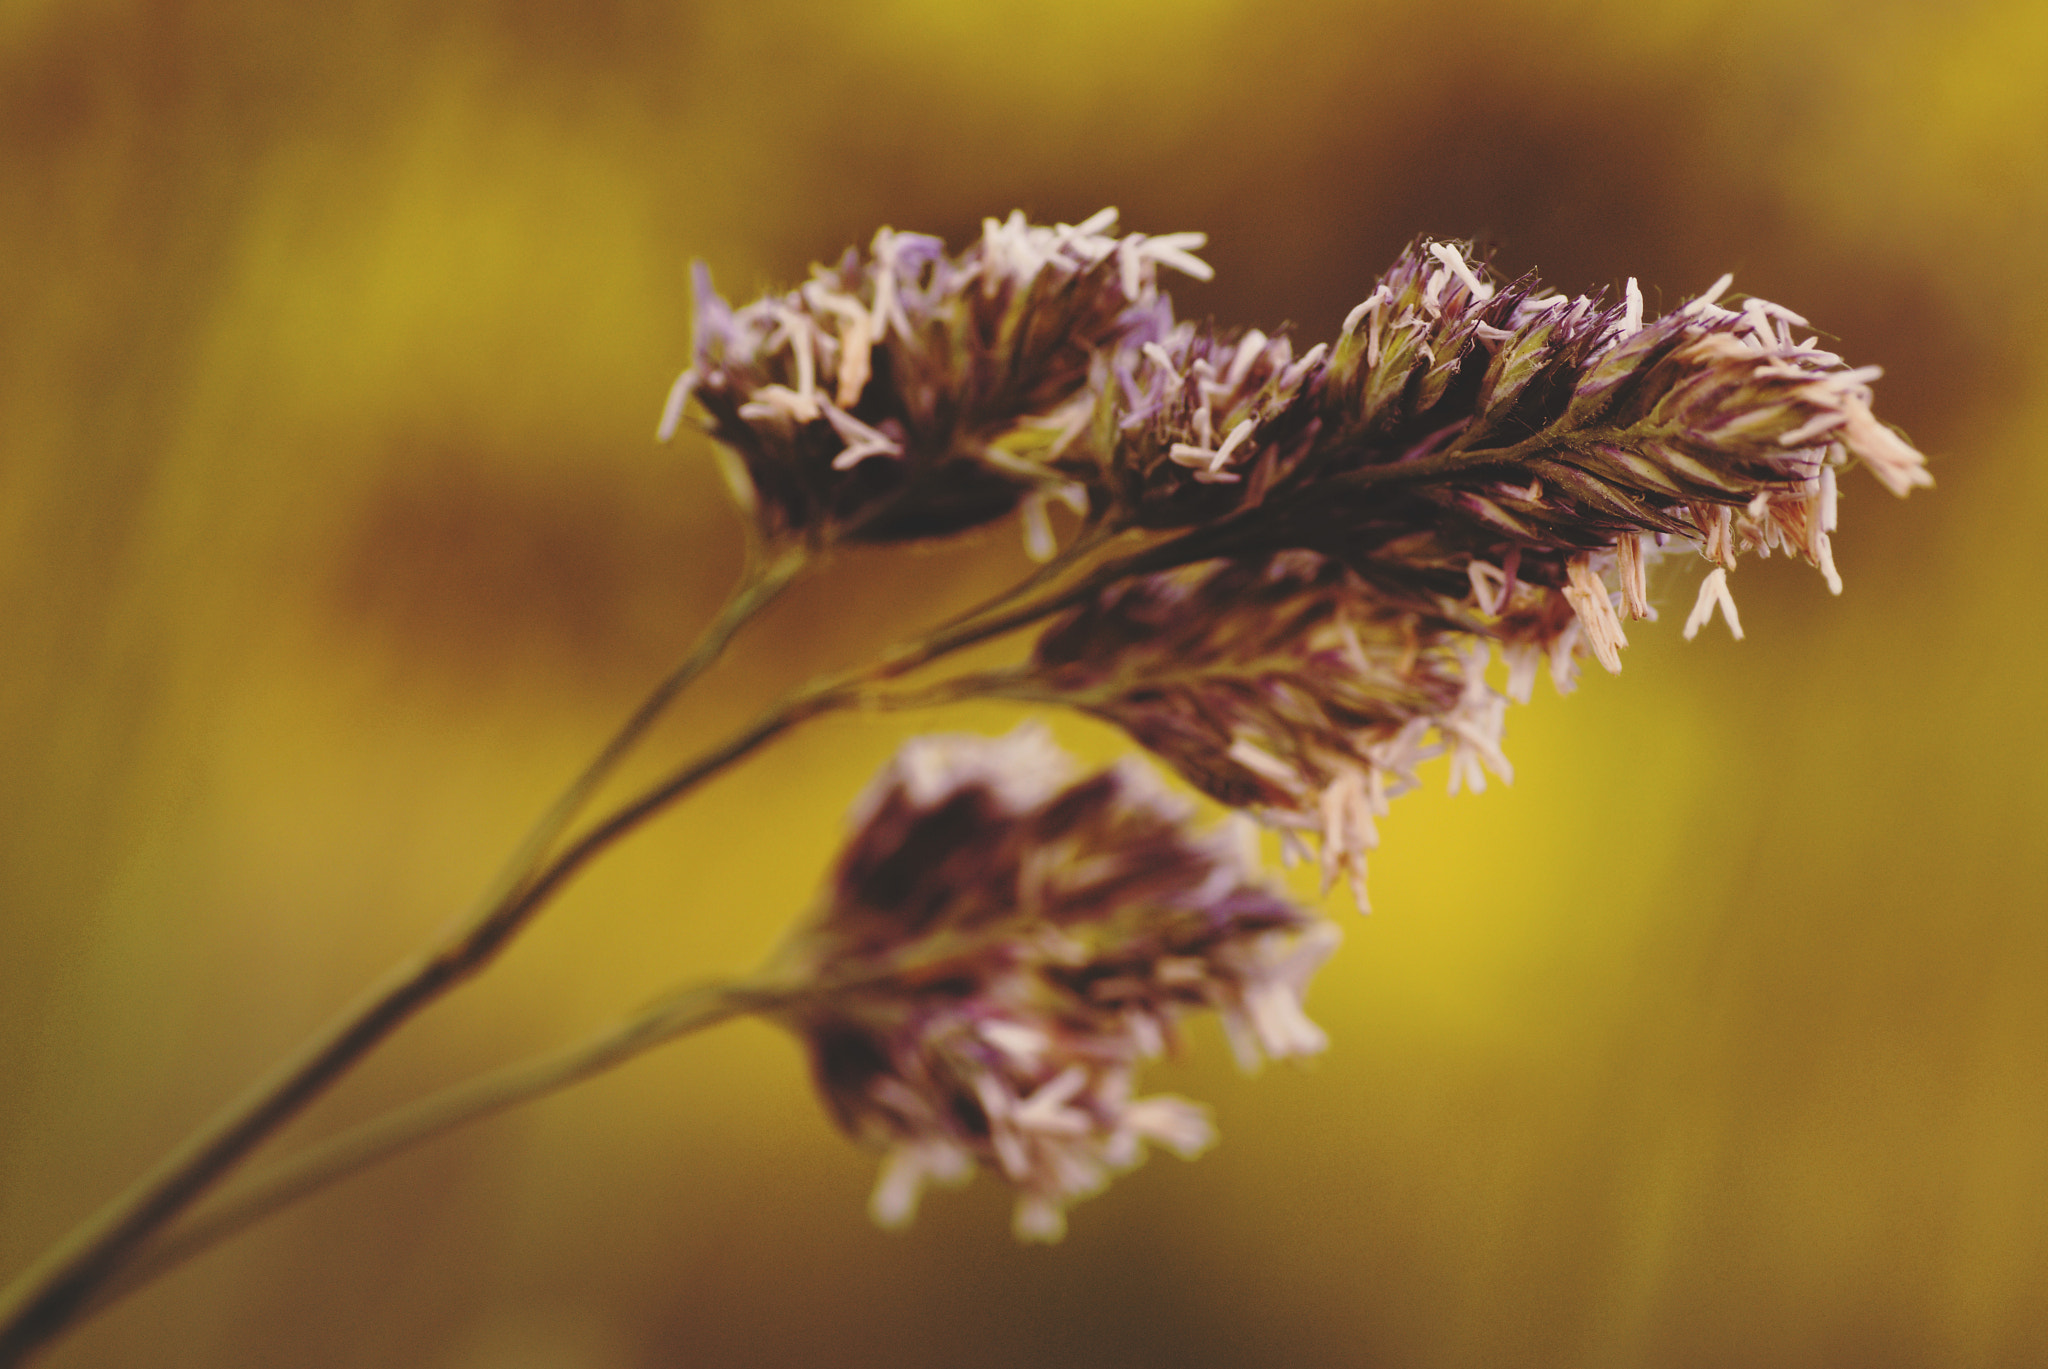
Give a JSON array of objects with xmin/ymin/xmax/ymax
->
[
  {"xmin": 0, "ymin": 510, "xmax": 1213, "ymax": 1365},
  {"xmin": 866, "ymin": 525, "xmax": 1228, "ymax": 677},
  {"xmin": 85, "ymin": 977, "xmax": 796, "ymax": 1319},
  {"xmin": 853, "ymin": 670, "xmax": 1053, "ymax": 714},
  {"xmin": 475, "ymin": 549, "xmax": 808, "ymax": 926},
  {"xmin": 917, "ymin": 516, "xmax": 1120, "ymax": 635},
  {"xmin": 0, "ymin": 555, "xmax": 804, "ymax": 1367}
]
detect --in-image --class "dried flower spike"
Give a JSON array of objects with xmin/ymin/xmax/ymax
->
[
  {"xmin": 1026, "ymin": 551, "xmax": 1498, "ymax": 910},
  {"xmin": 660, "ymin": 210, "xmax": 1210, "ymax": 549},
  {"xmin": 772, "ymin": 726, "xmax": 1338, "ymax": 1241},
  {"xmin": 1110, "ymin": 241, "xmax": 1929, "ymax": 576},
  {"xmin": 1092, "ymin": 241, "xmax": 1923, "ymax": 628},
  {"xmin": 1006, "ymin": 241, "xmax": 1928, "ymax": 902}
]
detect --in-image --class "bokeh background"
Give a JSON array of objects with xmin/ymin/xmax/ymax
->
[{"xmin": 5, "ymin": 1, "xmax": 2046, "ymax": 1365}]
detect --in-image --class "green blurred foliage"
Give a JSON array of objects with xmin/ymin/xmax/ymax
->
[{"xmin": 3, "ymin": 1, "xmax": 2045, "ymax": 1365}]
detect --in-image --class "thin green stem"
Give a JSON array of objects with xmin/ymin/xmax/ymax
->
[
  {"xmin": 0, "ymin": 555, "xmax": 804, "ymax": 1368},
  {"xmin": 428, "ymin": 529, "xmax": 1226, "ymax": 1021},
  {"xmin": 477, "ymin": 548, "xmax": 808, "ymax": 920},
  {"xmin": 854, "ymin": 670, "xmax": 1054, "ymax": 714},
  {"xmin": 85, "ymin": 977, "xmax": 797, "ymax": 1319},
  {"xmin": 866, "ymin": 526, "xmax": 1231, "ymax": 678},
  {"xmin": 925, "ymin": 515, "xmax": 1121, "ymax": 630}
]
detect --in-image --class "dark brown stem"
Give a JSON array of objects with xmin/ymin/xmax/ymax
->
[
  {"xmin": 0, "ymin": 556, "xmax": 805, "ymax": 1366},
  {"xmin": 83, "ymin": 977, "xmax": 792, "ymax": 1320}
]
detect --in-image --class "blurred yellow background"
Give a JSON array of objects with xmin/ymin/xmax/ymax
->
[{"xmin": 4, "ymin": 1, "xmax": 2046, "ymax": 1365}]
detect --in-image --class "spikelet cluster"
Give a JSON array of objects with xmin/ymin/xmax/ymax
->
[
  {"xmin": 773, "ymin": 727, "xmax": 1338, "ymax": 1241},
  {"xmin": 660, "ymin": 210, "xmax": 1210, "ymax": 548},
  {"xmin": 1012, "ymin": 238, "xmax": 1931, "ymax": 900},
  {"xmin": 1029, "ymin": 552, "xmax": 1496, "ymax": 909}
]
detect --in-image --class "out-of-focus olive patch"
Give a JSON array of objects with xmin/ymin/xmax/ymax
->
[{"xmin": 321, "ymin": 441, "xmax": 744, "ymax": 692}]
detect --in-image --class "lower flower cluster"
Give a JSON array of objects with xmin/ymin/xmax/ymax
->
[{"xmin": 774, "ymin": 727, "xmax": 1339, "ymax": 1241}]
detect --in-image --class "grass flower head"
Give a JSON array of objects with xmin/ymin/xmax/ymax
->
[{"xmin": 773, "ymin": 726, "xmax": 1338, "ymax": 1241}]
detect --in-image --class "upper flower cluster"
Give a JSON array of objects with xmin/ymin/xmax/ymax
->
[
  {"xmin": 1017, "ymin": 242, "xmax": 1929, "ymax": 902},
  {"xmin": 660, "ymin": 209, "xmax": 1210, "ymax": 547},
  {"xmin": 1114, "ymin": 240, "xmax": 1928, "ymax": 578},
  {"xmin": 771, "ymin": 726, "xmax": 1338, "ymax": 1241}
]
